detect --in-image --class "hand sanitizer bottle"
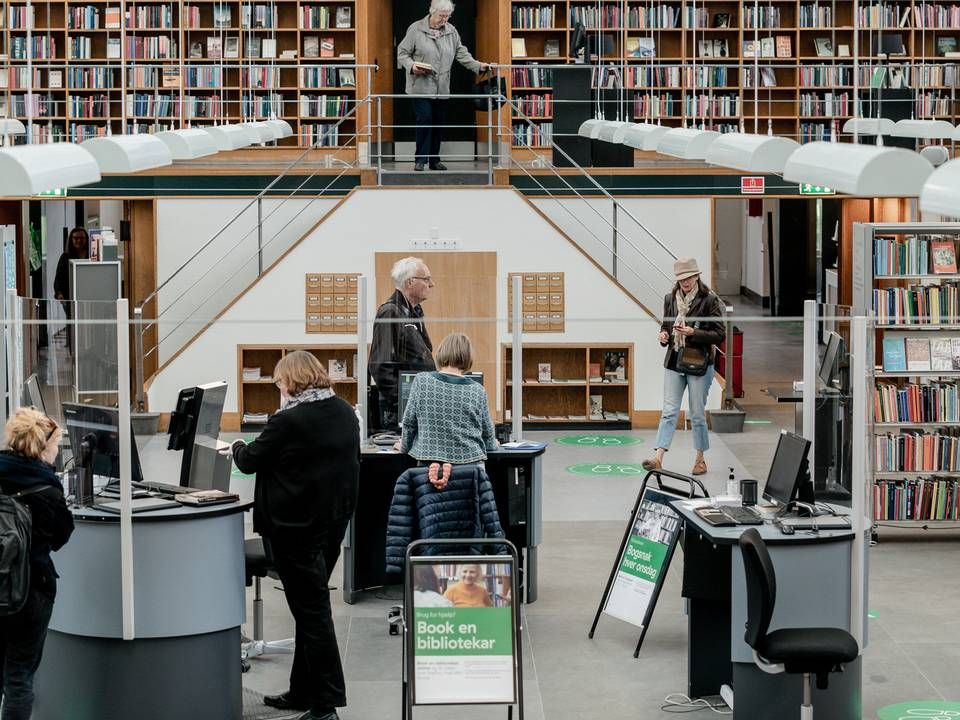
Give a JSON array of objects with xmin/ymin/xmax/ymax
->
[{"xmin": 726, "ymin": 468, "xmax": 739, "ymax": 498}]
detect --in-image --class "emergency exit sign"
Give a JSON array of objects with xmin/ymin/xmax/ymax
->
[
  {"xmin": 799, "ymin": 184, "xmax": 835, "ymax": 195},
  {"xmin": 740, "ymin": 177, "xmax": 765, "ymax": 194}
]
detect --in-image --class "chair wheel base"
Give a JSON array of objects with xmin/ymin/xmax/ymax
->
[{"xmin": 242, "ymin": 638, "xmax": 296, "ymax": 661}]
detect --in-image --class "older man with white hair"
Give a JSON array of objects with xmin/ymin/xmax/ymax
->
[
  {"xmin": 369, "ymin": 256, "xmax": 437, "ymax": 428},
  {"xmin": 397, "ymin": 0, "xmax": 490, "ymax": 171}
]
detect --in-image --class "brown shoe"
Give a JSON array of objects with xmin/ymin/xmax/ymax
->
[
  {"xmin": 692, "ymin": 459, "xmax": 707, "ymax": 475},
  {"xmin": 641, "ymin": 457, "xmax": 662, "ymax": 471}
]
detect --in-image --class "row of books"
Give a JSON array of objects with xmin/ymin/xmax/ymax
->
[
  {"xmin": 126, "ymin": 36, "xmax": 178, "ymax": 59},
  {"xmin": 128, "ymin": 121, "xmax": 174, "ymax": 134},
  {"xmin": 11, "ymin": 95, "xmax": 57, "ymax": 117},
  {"xmin": 186, "ymin": 66, "xmax": 222, "ymax": 88},
  {"xmin": 799, "ymin": 92, "xmax": 851, "ymax": 117},
  {"xmin": 299, "ymin": 95, "xmax": 351, "ymax": 118},
  {"xmin": 512, "ymin": 6, "xmax": 557, "ymax": 29},
  {"xmin": 875, "ymin": 381, "xmax": 960, "ymax": 424},
  {"xmin": 69, "ymin": 124, "xmax": 109, "ymax": 142},
  {"xmin": 68, "ymin": 94, "xmax": 111, "ymax": 118},
  {"xmin": 68, "ymin": 6, "xmax": 101, "ymax": 30},
  {"xmin": 511, "ymin": 67, "xmax": 552, "ymax": 88},
  {"xmin": 300, "ymin": 5, "xmax": 352, "ymax": 29},
  {"xmin": 743, "ymin": 67, "xmax": 778, "ymax": 88},
  {"xmin": 514, "ymin": 93, "xmax": 553, "ymax": 117},
  {"xmin": 913, "ymin": 3, "xmax": 960, "ymax": 29},
  {"xmin": 799, "ymin": 4, "xmax": 832, "ymax": 28},
  {"xmin": 874, "ymin": 235, "xmax": 957, "ymax": 277},
  {"xmin": 185, "ymin": 96, "xmax": 222, "ymax": 118},
  {"xmin": 633, "ymin": 94, "xmax": 677, "ymax": 118},
  {"xmin": 917, "ymin": 93, "xmax": 953, "ymax": 117},
  {"xmin": 857, "ymin": 3, "xmax": 908, "ymax": 29},
  {"xmin": 627, "ymin": 5, "xmax": 680, "ymax": 29},
  {"xmin": 874, "ymin": 478, "xmax": 960, "ymax": 521},
  {"xmin": 687, "ymin": 65, "xmax": 729, "ymax": 88},
  {"xmin": 875, "ymin": 430, "xmax": 960, "ymax": 473},
  {"xmin": 302, "ymin": 66, "xmax": 354, "ymax": 88},
  {"xmin": 512, "ymin": 121, "xmax": 552, "ymax": 146},
  {"xmin": 301, "ymin": 123, "xmax": 339, "ymax": 147},
  {"xmin": 915, "ymin": 65, "xmax": 960, "ymax": 89},
  {"xmin": 874, "ymin": 284, "xmax": 960, "ymax": 325},
  {"xmin": 625, "ymin": 66, "xmax": 680, "ymax": 88},
  {"xmin": 684, "ymin": 94, "xmax": 740, "ymax": 118},
  {"xmin": 72, "ymin": 67, "xmax": 114, "ymax": 89},
  {"xmin": 11, "ymin": 37, "xmax": 56, "ymax": 60},
  {"xmin": 800, "ymin": 65, "xmax": 853, "ymax": 87},
  {"xmin": 882, "ymin": 336, "xmax": 960, "ymax": 373},
  {"xmin": 68, "ymin": 37, "xmax": 96, "ymax": 60},
  {"xmin": 569, "ymin": 5, "xmax": 623, "ymax": 28},
  {"xmin": 242, "ymin": 93, "xmax": 284, "ymax": 118},
  {"xmin": 127, "ymin": 5, "xmax": 175, "ymax": 29},
  {"xmin": 127, "ymin": 93, "xmax": 178, "ymax": 117},
  {"xmin": 8, "ymin": 5, "xmax": 34, "ymax": 29},
  {"xmin": 242, "ymin": 4, "xmax": 278, "ymax": 28},
  {"xmin": 743, "ymin": 6, "xmax": 781, "ymax": 29}
]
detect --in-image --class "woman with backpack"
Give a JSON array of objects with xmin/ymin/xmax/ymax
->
[{"xmin": 0, "ymin": 407, "xmax": 74, "ymax": 720}]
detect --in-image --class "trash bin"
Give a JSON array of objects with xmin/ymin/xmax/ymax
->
[{"xmin": 716, "ymin": 326, "xmax": 743, "ymax": 398}]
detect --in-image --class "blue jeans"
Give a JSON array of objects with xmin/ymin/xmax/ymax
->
[
  {"xmin": 654, "ymin": 364, "xmax": 715, "ymax": 453},
  {"xmin": 0, "ymin": 588, "xmax": 55, "ymax": 720}
]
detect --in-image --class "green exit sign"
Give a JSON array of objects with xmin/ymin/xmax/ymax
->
[
  {"xmin": 799, "ymin": 184, "xmax": 835, "ymax": 195},
  {"xmin": 36, "ymin": 188, "xmax": 67, "ymax": 197}
]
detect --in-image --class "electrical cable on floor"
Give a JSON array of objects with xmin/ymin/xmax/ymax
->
[{"xmin": 660, "ymin": 693, "xmax": 732, "ymax": 714}]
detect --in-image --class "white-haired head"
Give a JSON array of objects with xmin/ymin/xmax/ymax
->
[
  {"xmin": 429, "ymin": 0, "xmax": 454, "ymax": 15},
  {"xmin": 391, "ymin": 257, "xmax": 424, "ymax": 290}
]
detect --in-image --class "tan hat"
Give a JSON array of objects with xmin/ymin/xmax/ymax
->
[{"xmin": 673, "ymin": 257, "xmax": 701, "ymax": 281}]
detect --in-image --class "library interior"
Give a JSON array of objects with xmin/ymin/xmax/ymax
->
[{"xmin": 0, "ymin": 0, "xmax": 959, "ymax": 717}]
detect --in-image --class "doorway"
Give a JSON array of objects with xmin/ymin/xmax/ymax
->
[{"xmin": 391, "ymin": 0, "xmax": 479, "ymax": 158}]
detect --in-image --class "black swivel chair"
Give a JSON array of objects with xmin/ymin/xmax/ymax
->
[
  {"xmin": 241, "ymin": 537, "xmax": 294, "ymax": 668},
  {"xmin": 738, "ymin": 529, "xmax": 859, "ymax": 720}
]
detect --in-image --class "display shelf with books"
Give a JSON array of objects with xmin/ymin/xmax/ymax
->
[
  {"xmin": 854, "ymin": 222, "xmax": 960, "ymax": 526},
  {"xmin": 237, "ymin": 344, "xmax": 359, "ymax": 429},
  {"xmin": 502, "ymin": 343, "xmax": 633, "ymax": 427}
]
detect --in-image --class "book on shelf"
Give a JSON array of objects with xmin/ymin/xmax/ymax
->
[
  {"xmin": 261, "ymin": 38, "xmax": 276, "ymax": 59},
  {"xmin": 105, "ymin": 6, "xmax": 121, "ymax": 29},
  {"xmin": 837, "ymin": 44, "xmax": 850, "ymax": 57},
  {"xmin": 339, "ymin": 52, "xmax": 355, "ymax": 59},
  {"xmin": 742, "ymin": 40, "xmax": 758, "ymax": 58},
  {"xmin": 906, "ymin": 338, "xmax": 932, "ymax": 372},
  {"xmin": 883, "ymin": 337, "xmax": 907, "ymax": 372},
  {"xmin": 161, "ymin": 67, "xmax": 180, "ymax": 89},
  {"xmin": 242, "ymin": 367, "xmax": 265, "ymax": 381},
  {"xmin": 604, "ymin": 351, "xmax": 626, "ymax": 380},
  {"xmin": 544, "ymin": 39, "xmax": 560, "ymax": 57},
  {"xmin": 106, "ymin": 38, "xmax": 121, "ymax": 59},
  {"xmin": 568, "ymin": 414, "xmax": 588, "ymax": 421},
  {"xmin": 338, "ymin": 68, "xmax": 355, "ymax": 87},
  {"xmin": 936, "ymin": 37, "xmax": 958, "ymax": 57},
  {"xmin": 870, "ymin": 67, "xmax": 887, "ymax": 89},
  {"xmin": 352, "ymin": 353, "xmax": 358, "ymax": 379},
  {"xmin": 328, "ymin": 358, "xmax": 347, "ymax": 380},
  {"xmin": 713, "ymin": 12, "xmax": 730, "ymax": 28},
  {"xmin": 242, "ymin": 412, "xmax": 270, "ymax": 424},
  {"xmin": 537, "ymin": 363, "xmax": 552, "ymax": 383},
  {"xmin": 48, "ymin": 70, "xmax": 62, "ymax": 89},
  {"xmin": 207, "ymin": 36, "xmax": 222, "ymax": 60},
  {"xmin": 248, "ymin": 36, "xmax": 261, "ymax": 58},
  {"xmin": 512, "ymin": 37, "xmax": 527, "ymax": 58},
  {"xmin": 815, "ymin": 37, "xmax": 834, "ymax": 57},
  {"xmin": 760, "ymin": 67, "xmax": 777, "ymax": 87},
  {"xmin": 213, "ymin": 3, "xmax": 232, "ymax": 28},
  {"xmin": 931, "ymin": 339, "xmax": 954, "ymax": 372},
  {"xmin": 335, "ymin": 6, "xmax": 352, "ymax": 28},
  {"xmin": 189, "ymin": 41, "xmax": 203, "ymax": 59},
  {"xmin": 225, "ymin": 37, "xmax": 239, "ymax": 59},
  {"xmin": 304, "ymin": 35, "xmax": 319, "ymax": 58},
  {"xmin": 954, "ymin": 340, "xmax": 960, "ymax": 371},
  {"xmin": 627, "ymin": 37, "xmax": 655, "ymax": 58},
  {"xmin": 888, "ymin": 66, "xmax": 905, "ymax": 89},
  {"xmin": 320, "ymin": 37, "xmax": 335, "ymax": 58},
  {"xmin": 775, "ymin": 35, "xmax": 792, "ymax": 58},
  {"xmin": 547, "ymin": 415, "xmax": 567, "ymax": 421},
  {"xmin": 589, "ymin": 394, "xmax": 603, "ymax": 419},
  {"xmin": 932, "ymin": 240, "xmax": 958, "ymax": 274},
  {"xmin": 588, "ymin": 362, "xmax": 602, "ymax": 382},
  {"xmin": 759, "ymin": 36, "xmax": 775, "ymax": 58}
]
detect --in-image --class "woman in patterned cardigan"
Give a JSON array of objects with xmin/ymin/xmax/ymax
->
[{"xmin": 397, "ymin": 332, "xmax": 498, "ymax": 488}]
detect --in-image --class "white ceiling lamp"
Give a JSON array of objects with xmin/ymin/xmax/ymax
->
[
  {"xmin": 919, "ymin": 158, "xmax": 960, "ymax": 217},
  {"xmin": 0, "ymin": 143, "xmax": 101, "ymax": 196},
  {"xmin": 264, "ymin": 119, "xmax": 294, "ymax": 139},
  {"xmin": 595, "ymin": 121, "xmax": 632, "ymax": 143},
  {"xmin": 705, "ymin": 133, "xmax": 800, "ymax": 173},
  {"xmin": 81, "ymin": 135, "xmax": 173, "ymax": 173},
  {"xmin": 241, "ymin": 121, "xmax": 278, "ymax": 145},
  {"xmin": 578, "ymin": 119, "xmax": 604, "ymax": 139},
  {"xmin": 155, "ymin": 128, "xmax": 218, "ymax": 160},
  {"xmin": 841, "ymin": 118, "xmax": 895, "ymax": 137},
  {"xmin": 891, "ymin": 119, "xmax": 956, "ymax": 139},
  {"xmin": 621, "ymin": 123, "xmax": 669, "ymax": 151},
  {"xmin": 203, "ymin": 124, "xmax": 253, "ymax": 151},
  {"xmin": 0, "ymin": 119, "xmax": 26, "ymax": 136},
  {"xmin": 952, "ymin": 125, "xmax": 960, "ymax": 142},
  {"xmin": 783, "ymin": 141, "xmax": 934, "ymax": 197},
  {"xmin": 656, "ymin": 128, "xmax": 721, "ymax": 160}
]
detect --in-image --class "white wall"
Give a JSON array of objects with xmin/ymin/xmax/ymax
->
[
  {"xmin": 154, "ymin": 197, "xmax": 340, "ymax": 363},
  {"xmin": 148, "ymin": 188, "xmax": 718, "ymax": 415},
  {"xmin": 713, "ymin": 199, "xmax": 744, "ymax": 297},
  {"xmin": 742, "ymin": 199, "xmax": 780, "ymax": 301}
]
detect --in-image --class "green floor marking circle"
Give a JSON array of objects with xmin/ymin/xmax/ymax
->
[
  {"xmin": 555, "ymin": 435, "xmax": 643, "ymax": 447},
  {"xmin": 868, "ymin": 611, "xmax": 879, "ymax": 619},
  {"xmin": 877, "ymin": 701, "xmax": 960, "ymax": 719},
  {"xmin": 566, "ymin": 462, "xmax": 647, "ymax": 476}
]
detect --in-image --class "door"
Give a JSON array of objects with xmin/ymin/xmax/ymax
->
[
  {"xmin": 713, "ymin": 200, "xmax": 744, "ymax": 297},
  {"xmin": 777, "ymin": 200, "xmax": 817, "ymax": 316}
]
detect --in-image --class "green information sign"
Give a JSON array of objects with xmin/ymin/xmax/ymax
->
[
  {"xmin": 877, "ymin": 701, "xmax": 960, "ymax": 720},
  {"xmin": 567, "ymin": 463, "xmax": 647, "ymax": 476},
  {"xmin": 556, "ymin": 435, "xmax": 642, "ymax": 447},
  {"xmin": 618, "ymin": 536, "xmax": 669, "ymax": 584},
  {"xmin": 413, "ymin": 607, "xmax": 513, "ymax": 657},
  {"xmin": 799, "ymin": 183, "xmax": 835, "ymax": 195}
]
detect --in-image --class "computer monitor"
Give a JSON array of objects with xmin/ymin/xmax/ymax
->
[
  {"xmin": 761, "ymin": 430, "xmax": 812, "ymax": 507},
  {"xmin": 21, "ymin": 374, "xmax": 46, "ymax": 415},
  {"xmin": 167, "ymin": 381, "xmax": 228, "ymax": 489},
  {"xmin": 818, "ymin": 331, "xmax": 844, "ymax": 389},
  {"xmin": 397, "ymin": 371, "xmax": 484, "ymax": 422},
  {"xmin": 62, "ymin": 402, "xmax": 144, "ymax": 484}
]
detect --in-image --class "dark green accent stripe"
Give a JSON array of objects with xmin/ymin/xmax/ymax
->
[
  {"xmin": 511, "ymin": 173, "xmax": 803, "ymax": 197},
  {"xmin": 64, "ymin": 173, "xmax": 361, "ymax": 197}
]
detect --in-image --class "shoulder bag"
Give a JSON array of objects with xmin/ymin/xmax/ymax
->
[
  {"xmin": 472, "ymin": 72, "xmax": 506, "ymax": 110},
  {"xmin": 673, "ymin": 321, "xmax": 710, "ymax": 376}
]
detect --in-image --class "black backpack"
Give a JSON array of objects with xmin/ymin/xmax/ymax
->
[{"xmin": 0, "ymin": 485, "xmax": 48, "ymax": 615}]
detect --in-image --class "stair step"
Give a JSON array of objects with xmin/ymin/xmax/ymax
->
[{"xmin": 379, "ymin": 171, "xmax": 490, "ymax": 186}]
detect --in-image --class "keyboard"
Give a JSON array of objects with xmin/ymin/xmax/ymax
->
[
  {"xmin": 696, "ymin": 505, "xmax": 763, "ymax": 527},
  {"xmin": 141, "ymin": 481, "xmax": 207, "ymax": 496}
]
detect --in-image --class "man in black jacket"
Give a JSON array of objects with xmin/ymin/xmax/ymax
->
[{"xmin": 369, "ymin": 256, "xmax": 436, "ymax": 429}]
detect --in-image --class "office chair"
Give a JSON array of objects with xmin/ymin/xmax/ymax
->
[
  {"xmin": 241, "ymin": 537, "xmax": 294, "ymax": 668},
  {"xmin": 738, "ymin": 529, "xmax": 859, "ymax": 720}
]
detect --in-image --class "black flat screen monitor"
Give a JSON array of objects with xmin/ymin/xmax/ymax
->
[
  {"xmin": 167, "ymin": 381, "xmax": 227, "ymax": 487},
  {"xmin": 62, "ymin": 402, "xmax": 144, "ymax": 484},
  {"xmin": 398, "ymin": 371, "xmax": 484, "ymax": 422},
  {"xmin": 818, "ymin": 331, "xmax": 844, "ymax": 389},
  {"xmin": 762, "ymin": 430, "xmax": 812, "ymax": 507},
  {"xmin": 21, "ymin": 374, "xmax": 46, "ymax": 415}
]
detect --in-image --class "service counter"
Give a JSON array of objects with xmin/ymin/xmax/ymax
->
[
  {"xmin": 34, "ymin": 500, "xmax": 251, "ymax": 720},
  {"xmin": 343, "ymin": 445, "xmax": 545, "ymax": 604}
]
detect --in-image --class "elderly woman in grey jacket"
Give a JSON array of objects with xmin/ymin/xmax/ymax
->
[{"xmin": 397, "ymin": 0, "xmax": 489, "ymax": 171}]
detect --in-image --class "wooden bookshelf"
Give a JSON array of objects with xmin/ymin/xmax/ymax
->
[
  {"xmin": 506, "ymin": 0, "xmax": 960, "ymax": 148},
  {"xmin": 501, "ymin": 342, "xmax": 633, "ymax": 427},
  {"xmin": 237, "ymin": 343, "xmax": 358, "ymax": 430},
  {"xmin": 0, "ymin": 0, "xmax": 361, "ymax": 147}
]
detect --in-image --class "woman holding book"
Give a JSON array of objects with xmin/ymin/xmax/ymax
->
[
  {"xmin": 397, "ymin": 0, "xmax": 490, "ymax": 171},
  {"xmin": 643, "ymin": 258, "xmax": 724, "ymax": 476}
]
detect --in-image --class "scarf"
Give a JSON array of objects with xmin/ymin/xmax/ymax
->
[
  {"xmin": 280, "ymin": 386, "xmax": 335, "ymax": 412},
  {"xmin": 672, "ymin": 285, "xmax": 700, "ymax": 349},
  {"xmin": 428, "ymin": 22, "xmax": 446, "ymax": 38}
]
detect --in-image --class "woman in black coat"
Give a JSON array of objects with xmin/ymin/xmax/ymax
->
[
  {"xmin": 0, "ymin": 407, "xmax": 74, "ymax": 720},
  {"xmin": 642, "ymin": 258, "xmax": 724, "ymax": 476},
  {"xmin": 231, "ymin": 351, "xmax": 359, "ymax": 720},
  {"xmin": 52, "ymin": 227, "xmax": 89, "ymax": 353}
]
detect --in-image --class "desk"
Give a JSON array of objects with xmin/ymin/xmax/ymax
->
[
  {"xmin": 34, "ymin": 500, "xmax": 250, "ymax": 720},
  {"xmin": 673, "ymin": 501, "xmax": 863, "ymax": 720},
  {"xmin": 343, "ymin": 446, "xmax": 545, "ymax": 604}
]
